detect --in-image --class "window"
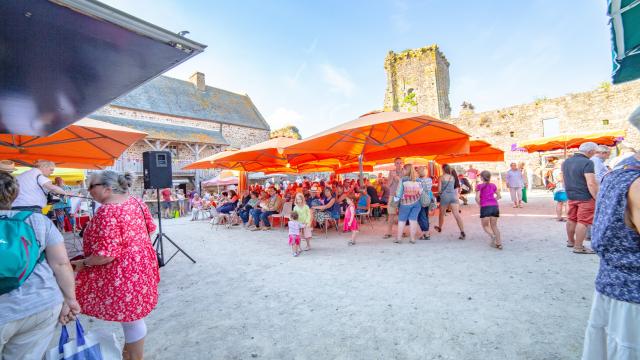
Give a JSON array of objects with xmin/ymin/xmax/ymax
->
[
  {"xmin": 602, "ymin": 119, "xmax": 609, "ymax": 125},
  {"xmin": 542, "ymin": 118, "xmax": 560, "ymax": 137}
]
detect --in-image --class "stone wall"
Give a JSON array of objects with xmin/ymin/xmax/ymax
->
[
  {"xmin": 383, "ymin": 45, "xmax": 451, "ymax": 119},
  {"xmin": 98, "ymin": 106, "xmax": 270, "ymax": 149},
  {"xmin": 94, "ymin": 105, "xmax": 269, "ymax": 193},
  {"xmin": 448, "ymin": 80, "xmax": 640, "ymax": 183}
]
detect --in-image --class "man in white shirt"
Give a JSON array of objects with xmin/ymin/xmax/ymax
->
[
  {"xmin": 11, "ymin": 160, "xmax": 70, "ymax": 211},
  {"xmin": 590, "ymin": 145, "xmax": 611, "ymax": 183}
]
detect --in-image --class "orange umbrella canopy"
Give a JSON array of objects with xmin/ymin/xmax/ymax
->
[
  {"xmin": 0, "ymin": 118, "xmax": 147, "ymax": 169},
  {"xmin": 184, "ymin": 150, "xmax": 240, "ymax": 170},
  {"xmin": 283, "ymin": 112, "xmax": 470, "ymax": 165},
  {"xmin": 374, "ymin": 140, "xmax": 501, "ymax": 167},
  {"xmin": 518, "ymin": 130, "xmax": 626, "ymax": 153},
  {"xmin": 184, "ymin": 137, "xmax": 299, "ymax": 171},
  {"xmin": 426, "ymin": 140, "xmax": 504, "ymax": 163}
]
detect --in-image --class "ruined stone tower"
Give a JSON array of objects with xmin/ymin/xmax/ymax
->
[{"xmin": 383, "ymin": 45, "xmax": 451, "ymax": 119}]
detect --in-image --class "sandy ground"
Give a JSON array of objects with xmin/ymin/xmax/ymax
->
[{"xmin": 55, "ymin": 190, "xmax": 599, "ymax": 359}]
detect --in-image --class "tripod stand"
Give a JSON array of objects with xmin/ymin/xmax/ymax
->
[{"xmin": 153, "ymin": 188, "xmax": 196, "ymax": 267}]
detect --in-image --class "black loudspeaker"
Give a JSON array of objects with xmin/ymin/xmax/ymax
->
[{"xmin": 142, "ymin": 151, "xmax": 172, "ymax": 189}]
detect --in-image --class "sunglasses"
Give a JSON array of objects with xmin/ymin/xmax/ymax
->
[{"xmin": 89, "ymin": 183, "xmax": 105, "ymax": 190}]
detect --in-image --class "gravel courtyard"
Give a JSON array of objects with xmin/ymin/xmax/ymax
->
[{"xmin": 62, "ymin": 191, "xmax": 598, "ymax": 359}]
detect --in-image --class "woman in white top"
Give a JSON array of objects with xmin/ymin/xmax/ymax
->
[{"xmin": 0, "ymin": 172, "xmax": 80, "ymax": 359}]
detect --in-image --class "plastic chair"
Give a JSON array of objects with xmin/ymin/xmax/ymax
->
[
  {"xmin": 324, "ymin": 215, "xmax": 340, "ymax": 238},
  {"xmin": 357, "ymin": 205, "xmax": 373, "ymax": 228},
  {"xmin": 270, "ymin": 201, "xmax": 293, "ymax": 229}
]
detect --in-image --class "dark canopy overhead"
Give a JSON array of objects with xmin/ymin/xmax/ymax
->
[{"xmin": 0, "ymin": 0, "xmax": 206, "ymax": 136}]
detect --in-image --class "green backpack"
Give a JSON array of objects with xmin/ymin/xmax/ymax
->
[{"xmin": 0, "ymin": 211, "xmax": 44, "ymax": 295}]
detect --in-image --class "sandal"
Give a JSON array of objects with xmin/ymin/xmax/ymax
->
[
  {"xmin": 573, "ymin": 247, "xmax": 595, "ymax": 254},
  {"xmin": 434, "ymin": 226, "xmax": 442, "ymax": 233},
  {"xmin": 566, "ymin": 242, "xmax": 575, "ymax": 248},
  {"xmin": 383, "ymin": 234, "xmax": 392, "ymax": 239},
  {"xmin": 348, "ymin": 241, "xmax": 355, "ymax": 246},
  {"xmin": 459, "ymin": 232, "xmax": 466, "ymax": 240},
  {"xmin": 393, "ymin": 239, "xmax": 401, "ymax": 244}
]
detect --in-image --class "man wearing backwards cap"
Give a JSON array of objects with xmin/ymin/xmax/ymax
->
[{"xmin": 581, "ymin": 106, "xmax": 640, "ymax": 358}]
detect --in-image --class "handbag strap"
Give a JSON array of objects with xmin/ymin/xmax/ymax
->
[
  {"xmin": 58, "ymin": 319, "xmax": 87, "ymax": 354},
  {"xmin": 36, "ymin": 175, "xmax": 49, "ymax": 196}
]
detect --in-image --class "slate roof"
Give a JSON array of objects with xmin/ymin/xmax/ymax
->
[
  {"xmin": 88, "ymin": 115, "xmax": 228, "ymax": 145},
  {"xmin": 110, "ymin": 76, "xmax": 270, "ymax": 130}
]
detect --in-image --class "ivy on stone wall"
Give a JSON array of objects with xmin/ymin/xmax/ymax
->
[{"xmin": 401, "ymin": 92, "xmax": 418, "ymax": 112}]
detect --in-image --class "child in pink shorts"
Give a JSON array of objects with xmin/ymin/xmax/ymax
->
[{"xmin": 288, "ymin": 211, "xmax": 303, "ymax": 256}]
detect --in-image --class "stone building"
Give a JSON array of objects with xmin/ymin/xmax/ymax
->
[
  {"xmin": 383, "ymin": 45, "xmax": 451, "ymax": 119},
  {"xmin": 90, "ymin": 72, "xmax": 270, "ymax": 194},
  {"xmin": 383, "ymin": 44, "xmax": 640, "ymax": 185}
]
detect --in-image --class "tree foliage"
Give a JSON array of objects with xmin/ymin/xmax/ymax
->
[{"xmin": 270, "ymin": 125, "xmax": 302, "ymax": 140}]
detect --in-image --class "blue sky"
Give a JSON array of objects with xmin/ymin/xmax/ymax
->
[{"xmin": 103, "ymin": 0, "xmax": 613, "ymax": 137}]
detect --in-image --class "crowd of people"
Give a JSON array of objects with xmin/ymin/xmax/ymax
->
[{"xmin": 181, "ymin": 158, "xmax": 507, "ymax": 254}]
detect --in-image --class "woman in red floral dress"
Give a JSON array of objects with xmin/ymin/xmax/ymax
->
[{"xmin": 72, "ymin": 171, "xmax": 158, "ymax": 360}]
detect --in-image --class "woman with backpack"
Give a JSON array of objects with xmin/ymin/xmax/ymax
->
[
  {"xmin": 0, "ymin": 172, "xmax": 80, "ymax": 359},
  {"xmin": 71, "ymin": 170, "xmax": 158, "ymax": 360},
  {"xmin": 416, "ymin": 166, "xmax": 434, "ymax": 240},
  {"xmin": 394, "ymin": 164, "xmax": 423, "ymax": 244}
]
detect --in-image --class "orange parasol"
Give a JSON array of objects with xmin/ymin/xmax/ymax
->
[
  {"xmin": 283, "ymin": 112, "xmax": 470, "ymax": 166},
  {"xmin": 518, "ymin": 130, "xmax": 626, "ymax": 154},
  {"xmin": 184, "ymin": 138, "xmax": 299, "ymax": 171},
  {"xmin": 184, "ymin": 150, "xmax": 241, "ymax": 170},
  {"xmin": 426, "ymin": 140, "xmax": 504, "ymax": 163},
  {"xmin": 0, "ymin": 118, "xmax": 147, "ymax": 169}
]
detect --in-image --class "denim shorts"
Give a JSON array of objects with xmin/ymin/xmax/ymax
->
[{"xmin": 398, "ymin": 201, "xmax": 421, "ymax": 222}]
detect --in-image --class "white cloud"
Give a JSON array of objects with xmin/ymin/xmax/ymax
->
[
  {"xmin": 267, "ymin": 107, "xmax": 303, "ymax": 130},
  {"xmin": 321, "ymin": 64, "xmax": 355, "ymax": 97}
]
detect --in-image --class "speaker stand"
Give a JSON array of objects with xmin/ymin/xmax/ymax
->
[{"xmin": 153, "ymin": 189, "xmax": 196, "ymax": 267}]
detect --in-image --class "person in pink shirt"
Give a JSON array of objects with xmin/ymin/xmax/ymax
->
[
  {"xmin": 475, "ymin": 170, "xmax": 502, "ymax": 249},
  {"xmin": 466, "ymin": 165, "xmax": 479, "ymax": 189}
]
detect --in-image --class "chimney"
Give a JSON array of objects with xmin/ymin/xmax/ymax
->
[{"xmin": 189, "ymin": 72, "xmax": 205, "ymax": 91}]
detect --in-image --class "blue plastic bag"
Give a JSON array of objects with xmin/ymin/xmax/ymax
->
[{"xmin": 46, "ymin": 319, "xmax": 121, "ymax": 360}]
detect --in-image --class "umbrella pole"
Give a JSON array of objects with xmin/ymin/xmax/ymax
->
[
  {"xmin": 564, "ymin": 144, "xmax": 567, "ymax": 159},
  {"xmin": 358, "ymin": 154, "xmax": 364, "ymax": 187}
]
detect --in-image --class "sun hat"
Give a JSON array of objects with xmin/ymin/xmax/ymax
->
[{"xmin": 0, "ymin": 160, "xmax": 16, "ymax": 173}]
